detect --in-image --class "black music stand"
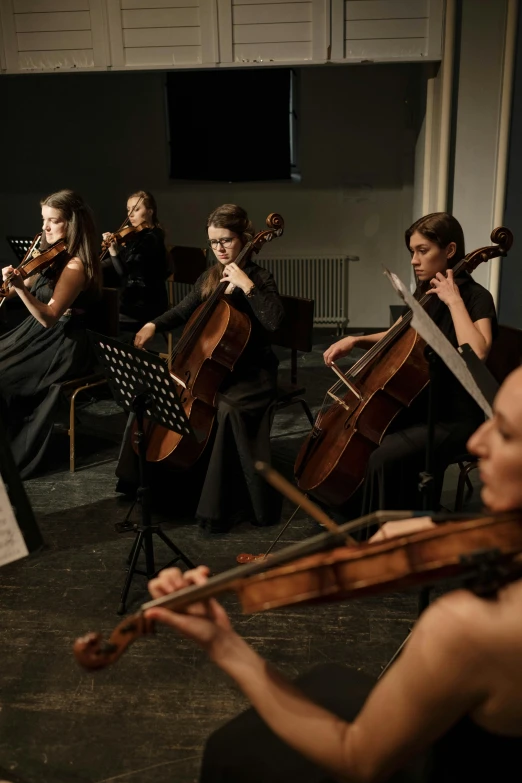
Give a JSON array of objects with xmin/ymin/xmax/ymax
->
[
  {"xmin": 0, "ymin": 415, "xmax": 44, "ymax": 556},
  {"xmin": 89, "ymin": 332, "xmax": 196, "ymax": 614},
  {"xmin": 6, "ymin": 236, "xmax": 34, "ymax": 262}
]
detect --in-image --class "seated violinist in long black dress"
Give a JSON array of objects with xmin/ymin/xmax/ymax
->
[
  {"xmin": 102, "ymin": 190, "xmax": 168, "ymax": 331},
  {"xmin": 0, "ymin": 190, "xmax": 101, "ymax": 478},
  {"xmin": 323, "ymin": 212, "xmax": 497, "ymax": 518},
  {"xmin": 117, "ymin": 204, "xmax": 284, "ymax": 532}
]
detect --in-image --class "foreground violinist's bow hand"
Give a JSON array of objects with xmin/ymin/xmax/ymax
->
[
  {"xmin": 370, "ymin": 517, "xmax": 435, "ymax": 543},
  {"xmin": 145, "ymin": 566, "xmax": 235, "ymax": 658}
]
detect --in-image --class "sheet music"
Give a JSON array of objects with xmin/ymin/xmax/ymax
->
[
  {"xmin": 383, "ymin": 268, "xmax": 493, "ymax": 419},
  {"xmin": 0, "ymin": 473, "xmax": 29, "ymax": 567}
]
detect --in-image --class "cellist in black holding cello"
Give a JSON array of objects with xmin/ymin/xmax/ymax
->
[
  {"xmin": 321, "ymin": 212, "xmax": 497, "ymax": 519},
  {"xmin": 116, "ymin": 204, "xmax": 284, "ymax": 533}
]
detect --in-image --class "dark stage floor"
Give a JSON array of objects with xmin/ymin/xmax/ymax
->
[{"xmin": 0, "ymin": 339, "xmax": 482, "ymax": 783}]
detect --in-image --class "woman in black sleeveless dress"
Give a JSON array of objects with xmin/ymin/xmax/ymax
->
[
  {"xmin": 145, "ymin": 365, "xmax": 522, "ymax": 783},
  {"xmin": 0, "ymin": 190, "xmax": 101, "ymax": 479}
]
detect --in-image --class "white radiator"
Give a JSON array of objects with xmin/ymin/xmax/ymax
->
[
  {"xmin": 170, "ymin": 255, "xmax": 358, "ymax": 329},
  {"xmin": 261, "ymin": 255, "xmax": 358, "ymax": 329}
]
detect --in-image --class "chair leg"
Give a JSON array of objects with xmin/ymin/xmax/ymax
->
[
  {"xmin": 298, "ymin": 398, "xmax": 315, "ymax": 428},
  {"xmin": 68, "ymin": 379, "xmax": 108, "ymax": 473},
  {"xmin": 455, "ymin": 461, "xmax": 478, "ymax": 512}
]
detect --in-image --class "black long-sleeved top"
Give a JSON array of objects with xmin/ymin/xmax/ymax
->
[
  {"xmin": 152, "ymin": 259, "xmax": 284, "ymax": 371},
  {"xmin": 103, "ymin": 226, "xmax": 168, "ymax": 324}
]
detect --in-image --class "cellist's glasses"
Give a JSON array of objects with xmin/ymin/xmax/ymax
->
[{"xmin": 208, "ymin": 238, "xmax": 235, "ymax": 249}]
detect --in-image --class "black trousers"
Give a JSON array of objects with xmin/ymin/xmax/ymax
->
[{"xmin": 200, "ymin": 664, "xmax": 426, "ymax": 783}]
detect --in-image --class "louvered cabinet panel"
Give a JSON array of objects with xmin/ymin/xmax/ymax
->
[
  {"xmin": 107, "ymin": 0, "xmax": 217, "ymax": 67},
  {"xmin": 331, "ymin": 0, "xmax": 443, "ymax": 62},
  {"xmin": 0, "ymin": 0, "xmax": 108, "ymax": 72}
]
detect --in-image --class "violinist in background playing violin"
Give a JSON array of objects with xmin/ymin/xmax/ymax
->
[
  {"xmin": 116, "ymin": 204, "xmax": 284, "ymax": 533},
  {"xmin": 101, "ymin": 190, "xmax": 168, "ymax": 331},
  {"xmin": 145, "ymin": 366, "xmax": 522, "ymax": 783},
  {"xmin": 323, "ymin": 212, "xmax": 497, "ymax": 521},
  {"xmin": 0, "ymin": 190, "xmax": 100, "ymax": 478}
]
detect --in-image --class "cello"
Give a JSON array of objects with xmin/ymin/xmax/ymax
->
[
  {"xmin": 132, "ymin": 213, "xmax": 284, "ymax": 468},
  {"xmin": 294, "ymin": 227, "xmax": 513, "ymax": 507}
]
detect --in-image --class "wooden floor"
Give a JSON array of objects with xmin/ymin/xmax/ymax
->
[{"xmin": 0, "ymin": 341, "xmax": 482, "ymax": 783}]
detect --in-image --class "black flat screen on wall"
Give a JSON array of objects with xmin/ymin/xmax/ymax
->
[{"xmin": 166, "ymin": 69, "xmax": 291, "ymax": 182}]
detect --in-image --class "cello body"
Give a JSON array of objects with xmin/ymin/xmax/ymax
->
[
  {"xmin": 295, "ymin": 227, "xmax": 514, "ymax": 508},
  {"xmin": 142, "ymin": 298, "xmax": 251, "ymax": 467},
  {"xmin": 295, "ymin": 328, "xmax": 428, "ymax": 506},
  {"xmin": 132, "ymin": 212, "xmax": 284, "ymax": 469}
]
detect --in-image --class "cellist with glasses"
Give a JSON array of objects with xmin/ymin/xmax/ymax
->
[{"xmin": 116, "ymin": 204, "xmax": 284, "ymax": 533}]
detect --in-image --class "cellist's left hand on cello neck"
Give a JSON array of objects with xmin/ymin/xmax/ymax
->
[
  {"xmin": 426, "ymin": 269, "xmax": 462, "ymax": 307},
  {"xmin": 221, "ymin": 262, "xmax": 254, "ymax": 296}
]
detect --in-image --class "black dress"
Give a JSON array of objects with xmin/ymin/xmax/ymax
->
[
  {"xmin": 116, "ymin": 259, "xmax": 285, "ymax": 529},
  {"xmin": 200, "ymin": 663, "xmax": 522, "ymax": 783},
  {"xmin": 102, "ymin": 226, "xmax": 168, "ymax": 328},
  {"xmin": 0, "ymin": 271, "xmax": 98, "ymax": 479},
  {"xmin": 356, "ymin": 274, "xmax": 497, "ymax": 519}
]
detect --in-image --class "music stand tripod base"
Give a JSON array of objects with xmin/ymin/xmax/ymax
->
[{"xmin": 89, "ymin": 332, "xmax": 197, "ymax": 614}]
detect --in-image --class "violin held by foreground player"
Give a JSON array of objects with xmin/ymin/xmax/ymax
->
[{"xmin": 76, "ymin": 367, "xmax": 522, "ymax": 783}]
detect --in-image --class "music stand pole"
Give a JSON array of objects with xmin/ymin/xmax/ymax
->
[{"xmin": 88, "ymin": 332, "xmax": 197, "ymax": 614}]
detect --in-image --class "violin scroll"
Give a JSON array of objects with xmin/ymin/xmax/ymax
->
[{"xmin": 73, "ymin": 612, "xmax": 154, "ymax": 670}]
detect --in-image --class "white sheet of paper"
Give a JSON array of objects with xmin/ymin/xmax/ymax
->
[
  {"xmin": 0, "ymin": 473, "xmax": 29, "ymax": 567},
  {"xmin": 384, "ymin": 268, "xmax": 493, "ymax": 419}
]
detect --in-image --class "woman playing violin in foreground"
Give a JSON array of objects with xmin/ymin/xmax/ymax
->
[
  {"xmin": 0, "ymin": 190, "xmax": 100, "ymax": 478},
  {"xmin": 145, "ymin": 366, "xmax": 522, "ymax": 782},
  {"xmin": 102, "ymin": 190, "xmax": 168, "ymax": 331},
  {"xmin": 323, "ymin": 212, "xmax": 497, "ymax": 519}
]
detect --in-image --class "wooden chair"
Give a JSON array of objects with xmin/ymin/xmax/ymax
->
[
  {"xmin": 452, "ymin": 324, "xmax": 522, "ymax": 510},
  {"xmin": 59, "ymin": 287, "xmax": 120, "ymax": 472},
  {"xmin": 271, "ymin": 295, "xmax": 315, "ymax": 427}
]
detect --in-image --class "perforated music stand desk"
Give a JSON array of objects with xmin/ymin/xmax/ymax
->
[
  {"xmin": 6, "ymin": 236, "xmax": 34, "ymax": 262},
  {"xmin": 89, "ymin": 332, "xmax": 196, "ymax": 614}
]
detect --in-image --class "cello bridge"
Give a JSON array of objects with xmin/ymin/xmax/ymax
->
[{"xmin": 327, "ymin": 390, "xmax": 351, "ymax": 412}]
